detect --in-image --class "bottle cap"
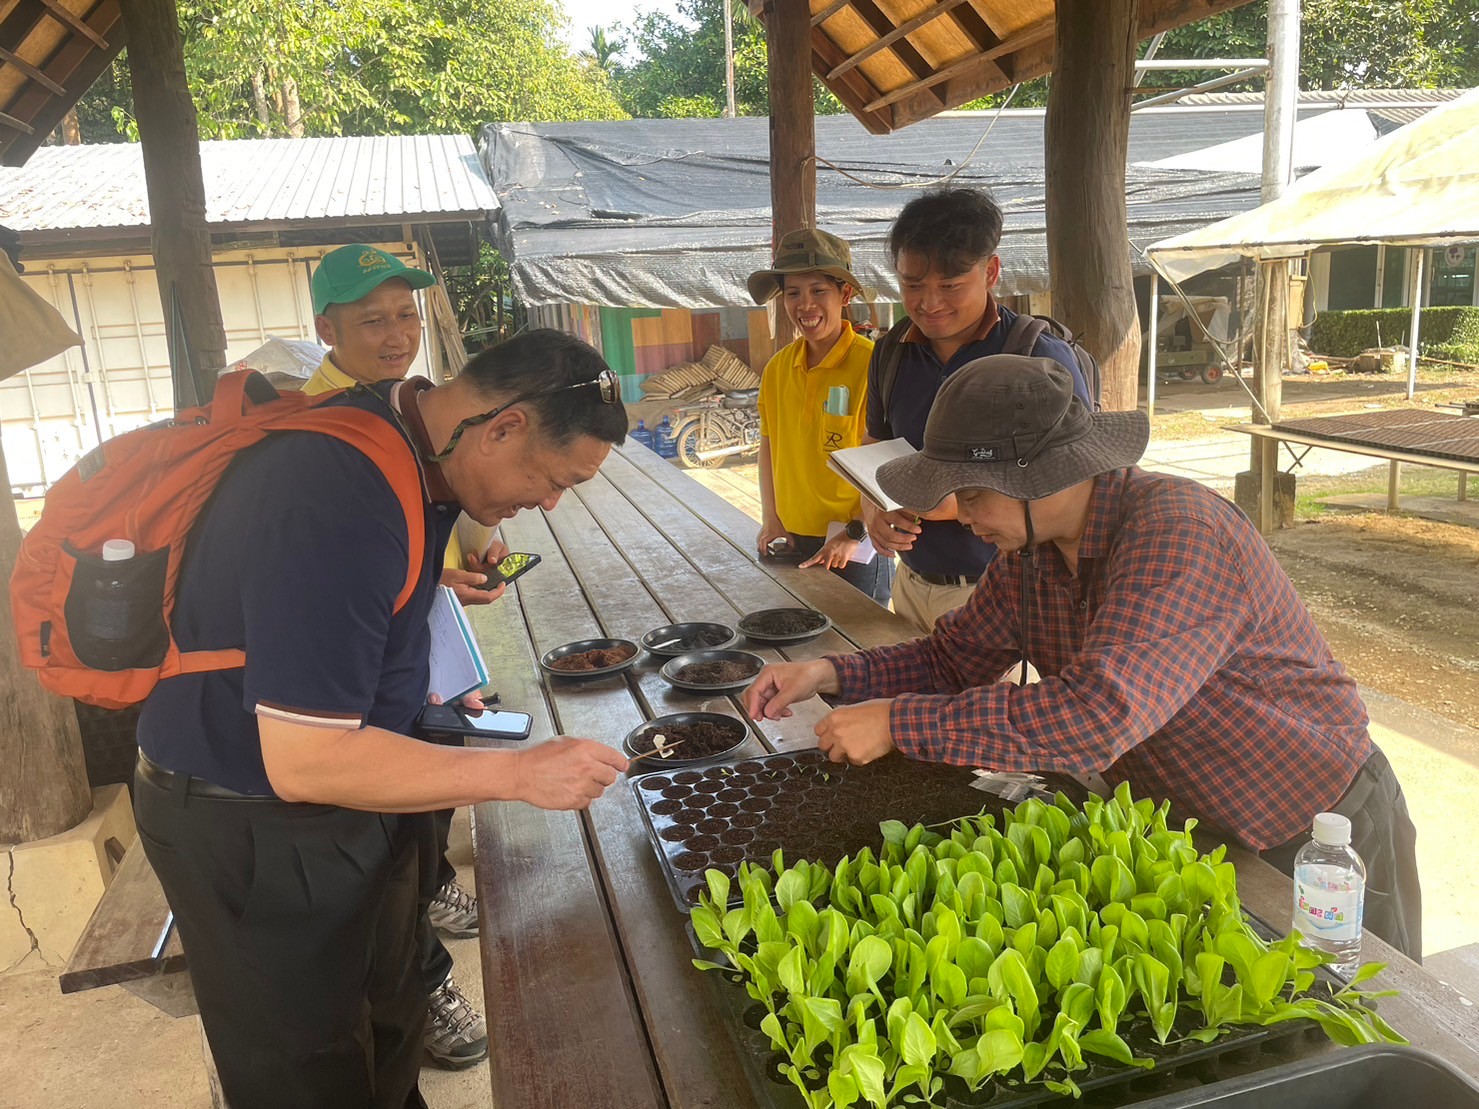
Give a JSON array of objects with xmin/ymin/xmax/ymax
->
[
  {"xmin": 1311, "ymin": 812, "xmax": 1352, "ymax": 846},
  {"xmin": 101, "ymin": 539, "xmax": 135, "ymax": 562}
]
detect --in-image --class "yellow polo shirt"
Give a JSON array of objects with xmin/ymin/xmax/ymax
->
[
  {"xmin": 302, "ymin": 353, "xmax": 465, "ymax": 571},
  {"xmin": 757, "ymin": 327, "xmax": 874, "ymax": 537},
  {"xmin": 301, "ymin": 351, "xmax": 357, "ymax": 397}
]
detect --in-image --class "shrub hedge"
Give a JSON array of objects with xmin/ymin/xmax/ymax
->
[{"xmin": 1310, "ymin": 306, "xmax": 1479, "ymax": 364}]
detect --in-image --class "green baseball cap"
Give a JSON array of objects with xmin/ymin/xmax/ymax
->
[{"xmin": 311, "ymin": 244, "xmax": 436, "ymax": 315}]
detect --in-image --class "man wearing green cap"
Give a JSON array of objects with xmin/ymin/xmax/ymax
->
[
  {"xmin": 304, "ymin": 244, "xmax": 493, "ymax": 1069},
  {"xmin": 304, "ymin": 244, "xmax": 438, "ymax": 395}
]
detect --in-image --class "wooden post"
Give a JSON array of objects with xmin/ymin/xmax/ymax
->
[
  {"xmin": 1407, "ymin": 248, "xmax": 1425, "ymax": 400},
  {"xmin": 123, "ymin": 0, "xmax": 228, "ymax": 410},
  {"xmin": 765, "ymin": 0, "xmax": 816, "ymax": 348},
  {"xmin": 1146, "ymin": 270, "xmax": 1159, "ymax": 419},
  {"xmin": 1044, "ymin": 0, "xmax": 1142, "ymax": 412},
  {"xmin": 0, "ymin": 441, "xmax": 90, "ymax": 842}
]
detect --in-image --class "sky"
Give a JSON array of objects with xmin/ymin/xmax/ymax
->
[{"xmin": 557, "ymin": 0, "xmax": 687, "ymax": 55}]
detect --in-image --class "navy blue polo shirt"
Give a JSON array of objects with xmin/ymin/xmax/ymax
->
[
  {"xmin": 865, "ymin": 302, "xmax": 1091, "ymax": 578},
  {"xmin": 137, "ymin": 382, "xmax": 458, "ymax": 796}
]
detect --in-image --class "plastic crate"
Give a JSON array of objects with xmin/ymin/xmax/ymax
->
[{"xmin": 1130, "ymin": 1045, "xmax": 1479, "ymax": 1108}]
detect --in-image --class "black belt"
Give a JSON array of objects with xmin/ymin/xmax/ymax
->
[
  {"xmin": 906, "ymin": 566, "xmax": 975, "ymax": 588},
  {"xmin": 136, "ymin": 751, "xmax": 275, "ymax": 801}
]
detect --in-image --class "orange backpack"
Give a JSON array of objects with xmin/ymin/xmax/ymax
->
[{"xmin": 10, "ymin": 370, "xmax": 427, "ymax": 709}]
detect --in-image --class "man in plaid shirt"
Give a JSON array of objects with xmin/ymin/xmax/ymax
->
[{"xmin": 745, "ymin": 355, "xmax": 1421, "ymax": 959}]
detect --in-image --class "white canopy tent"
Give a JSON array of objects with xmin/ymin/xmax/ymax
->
[{"xmin": 1147, "ymin": 88, "xmax": 1479, "ymax": 399}]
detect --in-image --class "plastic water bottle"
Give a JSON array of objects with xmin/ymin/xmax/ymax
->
[
  {"xmin": 631, "ymin": 418, "xmax": 656, "ymax": 452},
  {"xmin": 654, "ymin": 416, "xmax": 678, "ymax": 459},
  {"xmin": 87, "ymin": 539, "xmax": 136, "ymax": 668},
  {"xmin": 1291, "ymin": 812, "xmax": 1366, "ymax": 974}
]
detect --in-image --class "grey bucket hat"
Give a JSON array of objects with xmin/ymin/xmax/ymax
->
[{"xmin": 876, "ymin": 355, "xmax": 1149, "ymax": 509}]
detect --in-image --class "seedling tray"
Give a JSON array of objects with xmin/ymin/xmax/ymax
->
[
  {"xmin": 689, "ymin": 920, "xmax": 1332, "ymax": 1109},
  {"xmin": 694, "ymin": 935, "xmax": 1325, "ymax": 1109},
  {"xmin": 632, "ymin": 748, "xmax": 1083, "ymax": 912}
]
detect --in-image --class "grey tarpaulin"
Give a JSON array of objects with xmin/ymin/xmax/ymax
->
[{"xmin": 478, "ymin": 109, "xmax": 1345, "ymax": 309}]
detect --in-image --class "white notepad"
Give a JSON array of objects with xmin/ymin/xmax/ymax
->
[
  {"xmin": 426, "ymin": 585, "xmax": 489, "ymax": 703},
  {"xmin": 825, "ymin": 438, "xmax": 918, "ymax": 513}
]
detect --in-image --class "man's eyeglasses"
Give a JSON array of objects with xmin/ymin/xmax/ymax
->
[{"xmin": 427, "ymin": 368, "xmax": 621, "ymax": 463}]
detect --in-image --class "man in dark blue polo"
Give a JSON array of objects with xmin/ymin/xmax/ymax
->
[
  {"xmin": 863, "ymin": 187, "xmax": 1091, "ymax": 634},
  {"xmin": 133, "ymin": 330, "xmax": 630, "ymax": 1109}
]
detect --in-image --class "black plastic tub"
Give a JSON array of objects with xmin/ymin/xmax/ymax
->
[{"xmin": 1130, "ymin": 1045, "xmax": 1479, "ymax": 1108}]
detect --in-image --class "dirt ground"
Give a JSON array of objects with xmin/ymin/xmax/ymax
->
[{"xmin": 1270, "ymin": 513, "xmax": 1479, "ymax": 729}]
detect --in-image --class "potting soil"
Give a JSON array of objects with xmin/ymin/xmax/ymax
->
[
  {"xmin": 739, "ymin": 609, "xmax": 826, "ymax": 636},
  {"xmin": 631, "ymin": 720, "xmax": 744, "ymax": 759},
  {"xmin": 549, "ymin": 644, "xmax": 636, "ymax": 671},
  {"xmin": 673, "ymin": 660, "xmax": 758, "ymax": 685}
]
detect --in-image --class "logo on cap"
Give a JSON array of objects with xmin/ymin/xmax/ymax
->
[
  {"xmin": 359, "ymin": 249, "xmax": 391, "ymax": 273},
  {"xmin": 969, "ymin": 446, "xmax": 999, "ymax": 461}
]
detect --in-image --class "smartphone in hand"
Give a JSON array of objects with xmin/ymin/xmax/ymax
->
[
  {"xmin": 476, "ymin": 552, "xmax": 542, "ymax": 590},
  {"xmin": 418, "ymin": 703, "xmax": 532, "ymax": 740}
]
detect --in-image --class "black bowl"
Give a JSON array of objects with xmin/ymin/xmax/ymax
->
[
  {"xmin": 623, "ymin": 712, "xmax": 748, "ymax": 769},
  {"xmin": 660, "ymin": 649, "xmax": 766, "ymax": 693},
  {"xmin": 641, "ymin": 622, "xmax": 739, "ymax": 659},
  {"xmin": 736, "ymin": 607, "xmax": 832, "ymax": 645},
  {"xmin": 540, "ymin": 638, "xmax": 640, "ymax": 681}
]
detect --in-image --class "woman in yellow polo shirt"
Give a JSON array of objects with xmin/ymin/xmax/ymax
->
[{"xmin": 749, "ymin": 229, "xmax": 892, "ymax": 604}]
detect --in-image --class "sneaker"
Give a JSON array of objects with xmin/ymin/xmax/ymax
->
[
  {"xmin": 427, "ymin": 878, "xmax": 479, "ymax": 939},
  {"xmin": 424, "ymin": 974, "xmax": 488, "ymax": 1070}
]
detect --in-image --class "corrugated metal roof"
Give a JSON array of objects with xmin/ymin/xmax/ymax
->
[
  {"xmin": 1178, "ymin": 88, "xmax": 1463, "ymax": 110},
  {"xmin": 0, "ymin": 134, "xmax": 498, "ymax": 233}
]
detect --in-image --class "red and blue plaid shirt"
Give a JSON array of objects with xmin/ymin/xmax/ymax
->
[{"xmin": 830, "ymin": 467, "xmax": 1373, "ymax": 850}]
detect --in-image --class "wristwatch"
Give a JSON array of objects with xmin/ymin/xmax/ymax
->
[{"xmin": 844, "ymin": 519, "xmax": 867, "ymax": 542}]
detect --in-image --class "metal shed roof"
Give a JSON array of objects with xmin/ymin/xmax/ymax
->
[
  {"xmin": 0, "ymin": 134, "xmax": 498, "ymax": 239},
  {"xmin": 483, "ymin": 103, "xmax": 1406, "ymax": 308}
]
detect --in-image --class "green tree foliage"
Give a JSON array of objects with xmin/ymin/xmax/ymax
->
[
  {"xmin": 79, "ymin": 0, "xmax": 625, "ymax": 142},
  {"xmin": 177, "ymin": 0, "xmax": 627, "ymax": 137},
  {"xmin": 1152, "ymin": 0, "xmax": 1477, "ymax": 94},
  {"xmin": 586, "ymin": 26, "xmax": 621, "ymax": 71},
  {"xmin": 611, "ymin": 0, "xmax": 843, "ymax": 118}
]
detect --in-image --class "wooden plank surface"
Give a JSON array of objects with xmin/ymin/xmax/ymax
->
[
  {"xmin": 59, "ymin": 841, "xmax": 184, "ymax": 993},
  {"xmin": 465, "ymin": 587, "xmax": 663, "ymax": 1109},
  {"xmin": 500, "ymin": 505, "xmax": 757, "ymax": 1109}
]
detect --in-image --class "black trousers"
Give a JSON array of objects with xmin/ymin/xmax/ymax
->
[
  {"xmin": 135, "ymin": 771, "xmax": 430, "ymax": 1109},
  {"xmin": 418, "ymin": 807, "xmax": 456, "ymax": 992},
  {"xmin": 792, "ymin": 533, "xmax": 894, "ymax": 606},
  {"xmin": 1261, "ymin": 748, "xmax": 1423, "ymax": 963}
]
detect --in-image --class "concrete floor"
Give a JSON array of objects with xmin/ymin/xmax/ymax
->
[{"xmin": 0, "ymin": 810, "xmax": 490, "ymax": 1109}]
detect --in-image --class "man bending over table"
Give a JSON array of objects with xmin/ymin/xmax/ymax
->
[{"xmin": 743, "ymin": 354, "xmax": 1422, "ymax": 960}]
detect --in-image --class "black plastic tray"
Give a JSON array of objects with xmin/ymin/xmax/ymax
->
[
  {"xmin": 690, "ymin": 924, "xmax": 1325, "ymax": 1109},
  {"xmin": 1130, "ymin": 1045, "xmax": 1479, "ymax": 1108},
  {"xmin": 631, "ymin": 747, "xmax": 1082, "ymax": 911}
]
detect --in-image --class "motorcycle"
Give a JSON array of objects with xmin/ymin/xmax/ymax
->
[{"xmin": 671, "ymin": 388, "xmax": 761, "ymax": 469}]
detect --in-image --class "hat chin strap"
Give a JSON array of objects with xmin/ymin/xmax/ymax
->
[{"xmin": 1017, "ymin": 500, "xmax": 1036, "ymax": 687}]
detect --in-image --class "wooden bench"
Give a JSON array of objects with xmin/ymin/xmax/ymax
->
[{"xmin": 59, "ymin": 838, "xmax": 195, "ymax": 1018}]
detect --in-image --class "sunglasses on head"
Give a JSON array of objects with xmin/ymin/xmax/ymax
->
[{"xmin": 427, "ymin": 368, "xmax": 621, "ymax": 463}]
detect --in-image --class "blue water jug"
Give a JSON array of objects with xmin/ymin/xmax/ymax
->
[
  {"xmin": 654, "ymin": 416, "xmax": 678, "ymax": 460},
  {"xmin": 631, "ymin": 418, "xmax": 656, "ymax": 452}
]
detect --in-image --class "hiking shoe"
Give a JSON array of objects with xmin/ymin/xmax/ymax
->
[
  {"xmin": 427, "ymin": 878, "xmax": 479, "ymax": 939},
  {"xmin": 424, "ymin": 974, "xmax": 488, "ymax": 1070}
]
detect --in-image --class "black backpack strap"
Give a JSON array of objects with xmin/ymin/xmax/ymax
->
[
  {"xmin": 1004, "ymin": 312, "xmax": 1050, "ymax": 356},
  {"xmin": 1006, "ymin": 312, "xmax": 1103, "ymax": 412},
  {"xmin": 871, "ymin": 315, "xmax": 913, "ymax": 440}
]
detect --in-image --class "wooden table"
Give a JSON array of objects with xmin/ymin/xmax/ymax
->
[
  {"xmin": 1231, "ymin": 414, "xmax": 1479, "ymax": 533},
  {"xmin": 467, "ymin": 442, "xmax": 1479, "ymax": 1108}
]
